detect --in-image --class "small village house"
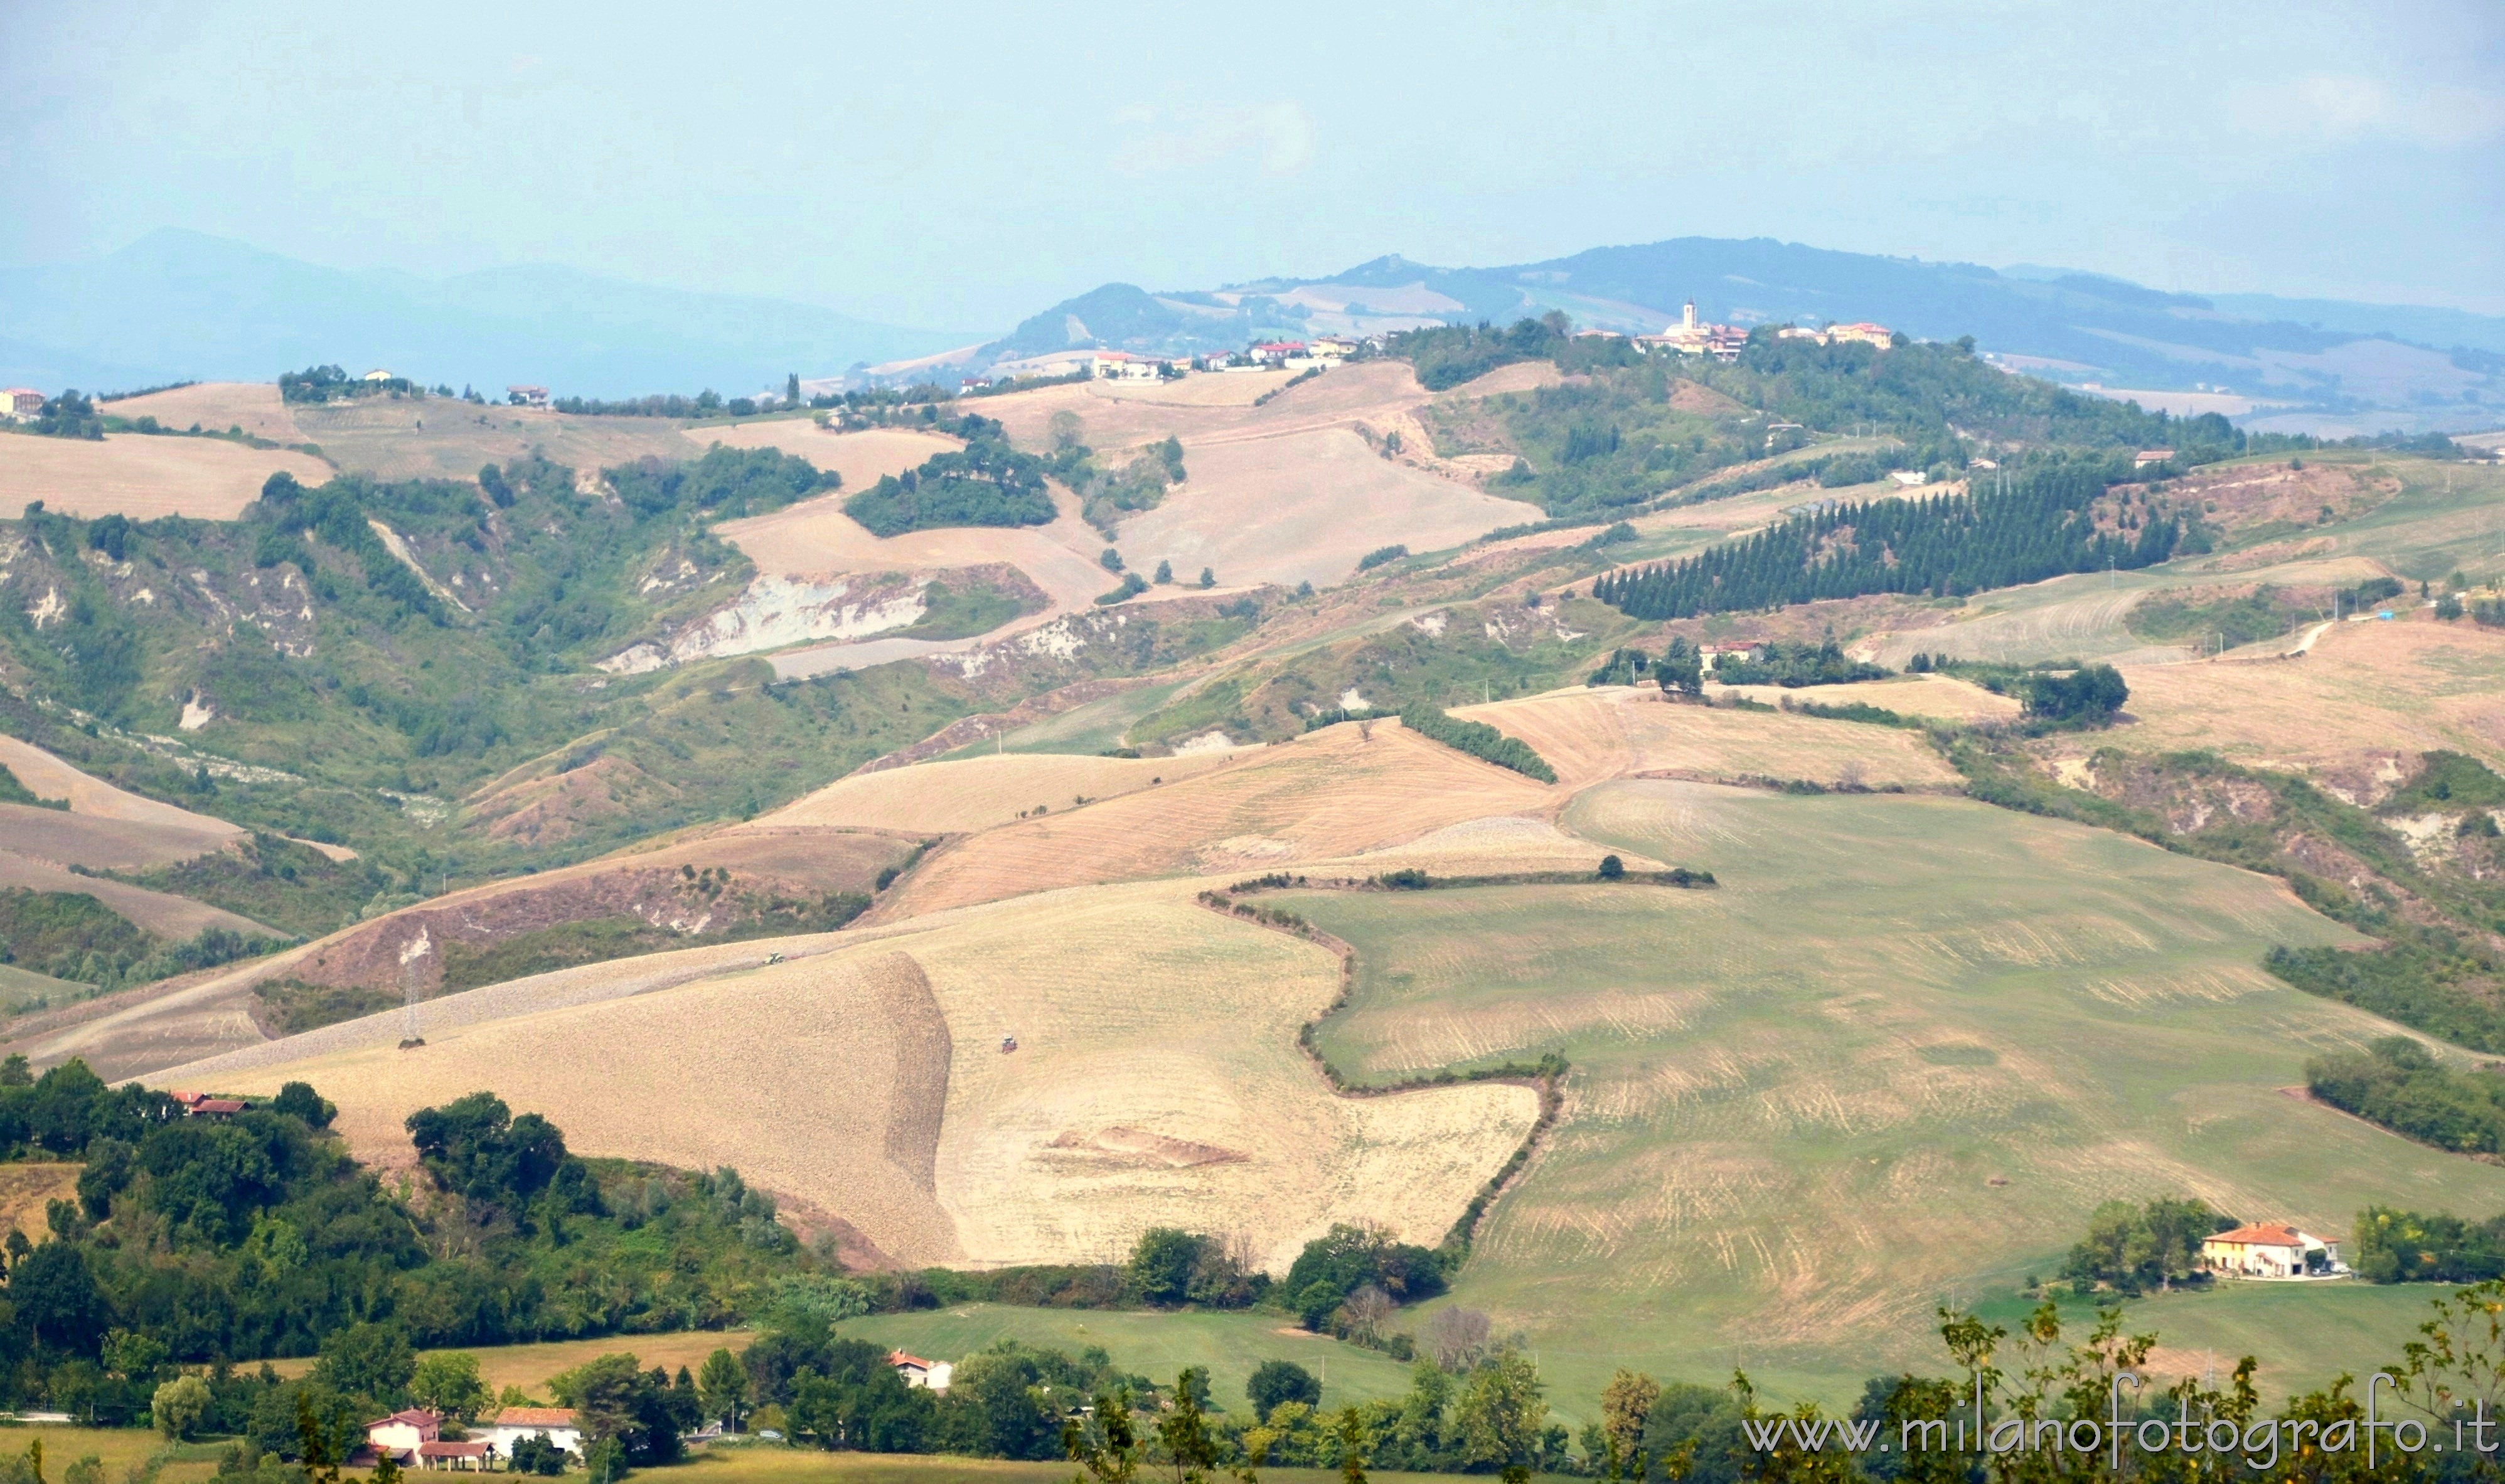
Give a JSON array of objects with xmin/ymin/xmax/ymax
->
[
  {"xmin": 361, "ymin": 1409, "xmax": 443, "ymax": 1467},
  {"xmin": 1088, "ymin": 351, "xmax": 1159, "ymax": 382},
  {"xmin": 506, "ymin": 385, "xmax": 549, "ymax": 408},
  {"xmin": 1, "ymin": 389, "xmax": 43, "ymax": 421},
  {"xmin": 486, "ymin": 1406, "xmax": 584, "ymax": 1458},
  {"xmin": 888, "ymin": 1350, "xmax": 954, "ymax": 1391},
  {"xmin": 417, "ymin": 1441, "xmax": 491, "ymax": 1471},
  {"xmin": 2134, "ymin": 449, "xmax": 2175, "ymax": 469},
  {"xmin": 2201, "ymin": 1222, "xmax": 2342, "ymax": 1278}
]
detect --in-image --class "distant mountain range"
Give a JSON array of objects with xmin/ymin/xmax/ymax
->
[
  {"xmin": 0, "ymin": 229, "xmax": 969, "ymax": 400},
  {"xmin": 975, "ymin": 240, "xmax": 2505, "ymax": 436},
  {"xmin": 8, "ymin": 229, "xmax": 2497, "ymax": 435}
]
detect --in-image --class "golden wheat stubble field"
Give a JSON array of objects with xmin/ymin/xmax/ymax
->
[
  {"xmin": 186, "ymin": 879, "xmax": 1537, "ymax": 1274},
  {"xmin": 102, "ymin": 381, "xmax": 305, "ymax": 442},
  {"xmin": 889, "ymin": 721, "xmax": 1561, "ymax": 917},
  {"xmin": 1285, "ymin": 778, "xmax": 2499, "ymax": 1406},
  {"xmin": 1114, "ymin": 427, "xmax": 1541, "ymax": 589},
  {"xmin": 0, "ymin": 735, "xmax": 247, "ymax": 834},
  {"xmin": 2110, "ymin": 615, "xmax": 2505, "ymax": 784},
  {"xmin": 686, "ymin": 424, "xmax": 958, "ymax": 490},
  {"xmin": 0, "ymin": 432, "xmax": 331, "ymax": 520},
  {"xmin": 756, "ymin": 750, "xmax": 1238, "ymax": 833},
  {"xmin": 1450, "ymin": 686, "xmax": 1963, "ymax": 792}
]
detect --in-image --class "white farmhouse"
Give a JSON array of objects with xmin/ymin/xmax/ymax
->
[{"xmin": 486, "ymin": 1407, "xmax": 585, "ymax": 1458}]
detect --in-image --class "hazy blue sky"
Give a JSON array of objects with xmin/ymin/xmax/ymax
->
[{"xmin": 6, "ymin": 1, "xmax": 2499, "ymax": 331}]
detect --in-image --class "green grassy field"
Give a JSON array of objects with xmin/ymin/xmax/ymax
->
[
  {"xmin": 1269, "ymin": 781, "xmax": 2505, "ymax": 1411},
  {"xmin": 956, "ymin": 681, "xmax": 1191, "ymax": 758},
  {"xmin": 664, "ymin": 1448, "xmax": 1530, "ymax": 1484},
  {"xmin": 831, "ymin": 1305, "xmax": 1418, "ymax": 1418}
]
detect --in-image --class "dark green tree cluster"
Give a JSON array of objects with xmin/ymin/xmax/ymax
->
[
  {"xmin": 278, "ymin": 367, "xmax": 412, "ymax": 404},
  {"xmin": 843, "ymin": 437, "xmax": 1054, "ymax": 536},
  {"xmin": 404, "ymin": 1091, "xmax": 602, "ymax": 1223},
  {"xmin": 548, "ymin": 1352, "xmax": 700, "ymax": 1470},
  {"xmin": 1397, "ymin": 705, "xmax": 1558, "ymax": 784},
  {"xmin": 30, "ymin": 392, "xmax": 103, "ymax": 440},
  {"xmin": 2351, "ymin": 1205, "xmax": 2505, "ymax": 1283},
  {"xmin": 2307, "ymin": 1037, "xmax": 2505, "ymax": 1155},
  {"xmin": 0, "ymin": 886, "xmax": 279, "ymax": 993},
  {"xmin": 1283, "ymin": 1223, "xmax": 1448, "ymax": 1330},
  {"xmin": 1707, "ymin": 640, "xmax": 1889, "ymax": 688},
  {"xmin": 1594, "ymin": 459, "xmax": 2174, "ymax": 619},
  {"xmin": 0, "ymin": 1070, "xmax": 836, "ymax": 1423},
  {"xmin": 2059, "ymin": 1197, "xmax": 2236, "ymax": 1293},
  {"xmin": 2020, "ymin": 663, "xmax": 2128, "ymax": 723},
  {"xmin": 742, "ymin": 1318, "xmax": 1150, "ymax": 1461},
  {"xmin": 1123, "ymin": 1228, "xmax": 1265, "ymax": 1308},
  {"xmin": 604, "ymin": 446, "xmax": 836, "ymax": 520}
]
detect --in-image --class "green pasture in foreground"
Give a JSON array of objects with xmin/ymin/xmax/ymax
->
[
  {"xmin": 833, "ymin": 1305, "xmax": 1418, "ymax": 1418},
  {"xmin": 1269, "ymin": 781, "xmax": 2502, "ymax": 1410},
  {"xmin": 668, "ymin": 1448, "xmax": 1522, "ymax": 1484}
]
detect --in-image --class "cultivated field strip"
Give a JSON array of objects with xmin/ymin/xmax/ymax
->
[
  {"xmin": 1114, "ymin": 427, "xmax": 1539, "ymax": 589},
  {"xmin": 757, "ymin": 750, "xmax": 1237, "ymax": 833},
  {"xmin": 0, "ymin": 432, "xmax": 329, "ymax": 520},
  {"xmin": 102, "ymin": 382, "xmax": 304, "ymax": 442},
  {"xmin": 892, "ymin": 723, "xmax": 1557, "ymax": 916},
  {"xmin": 1453, "ymin": 687, "xmax": 1961, "ymax": 791},
  {"xmin": 2115, "ymin": 617, "xmax": 2505, "ymax": 781}
]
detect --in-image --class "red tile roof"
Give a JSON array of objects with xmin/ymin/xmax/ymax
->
[
  {"xmin": 494, "ymin": 1408, "xmax": 579, "ymax": 1429},
  {"xmin": 888, "ymin": 1350, "xmax": 935, "ymax": 1370},
  {"xmin": 190, "ymin": 1098, "xmax": 248, "ymax": 1115},
  {"xmin": 2208, "ymin": 1222, "xmax": 2305, "ymax": 1247},
  {"xmin": 420, "ymin": 1442, "xmax": 490, "ymax": 1458},
  {"xmin": 366, "ymin": 1408, "xmax": 444, "ymax": 1432}
]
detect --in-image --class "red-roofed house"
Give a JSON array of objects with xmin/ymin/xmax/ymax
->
[
  {"xmin": 487, "ymin": 1407, "xmax": 584, "ymax": 1457},
  {"xmin": 2134, "ymin": 449, "xmax": 2176, "ymax": 469},
  {"xmin": 889, "ymin": 1349, "xmax": 954, "ymax": 1391},
  {"xmin": 2202, "ymin": 1222, "xmax": 2341, "ymax": 1278},
  {"xmin": 363, "ymin": 1409, "xmax": 442, "ymax": 1466},
  {"xmin": 187, "ymin": 1098, "xmax": 248, "ymax": 1119}
]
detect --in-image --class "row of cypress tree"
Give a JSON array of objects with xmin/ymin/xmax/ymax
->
[{"xmin": 1594, "ymin": 462, "xmax": 2179, "ymax": 621}]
